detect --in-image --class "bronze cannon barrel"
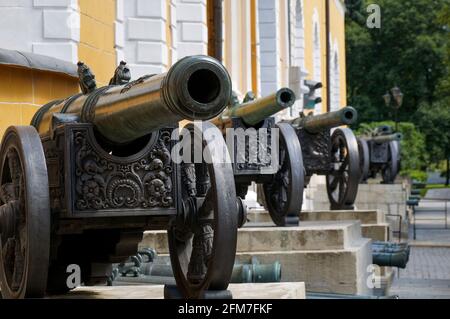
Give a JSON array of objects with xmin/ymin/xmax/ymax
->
[
  {"xmin": 374, "ymin": 125, "xmax": 393, "ymax": 135},
  {"xmin": 211, "ymin": 88, "xmax": 296, "ymax": 128},
  {"xmin": 369, "ymin": 133, "xmax": 403, "ymax": 144},
  {"xmin": 33, "ymin": 55, "xmax": 232, "ymax": 144},
  {"xmin": 291, "ymin": 106, "xmax": 357, "ymax": 134}
]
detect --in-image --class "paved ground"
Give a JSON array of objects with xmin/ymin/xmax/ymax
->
[
  {"xmin": 426, "ymin": 172, "xmax": 446, "ymax": 184},
  {"xmin": 390, "ymin": 189, "xmax": 450, "ymax": 299}
]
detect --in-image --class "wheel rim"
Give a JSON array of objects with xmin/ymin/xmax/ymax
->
[
  {"xmin": 326, "ymin": 128, "xmax": 360, "ymax": 209},
  {"xmin": 0, "ymin": 126, "xmax": 50, "ymax": 299},
  {"xmin": 357, "ymin": 138, "xmax": 370, "ymax": 183},
  {"xmin": 382, "ymin": 141, "xmax": 399, "ymax": 184},
  {"xmin": 263, "ymin": 123, "xmax": 304, "ymax": 226},
  {"xmin": 168, "ymin": 122, "xmax": 238, "ymax": 298}
]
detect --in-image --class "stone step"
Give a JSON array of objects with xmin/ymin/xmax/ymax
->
[
  {"xmin": 362, "ymin": 223, "xmax": 390, "ymax": 242},
  {"xmin": 140, "ymin": 221, "xmax": 364, "ymax": 253},
  {"xmin": 248, "ymin": 209, "xmax": 384, "ymax": 225},
  {"xmin": 235, "ymin": 237, "xmax": 372, "ymax": 295},
  {"xmin": 300, "ymin": 210, "xmax": 385, "ymax": 224},
  {"xmin": 311, "ymin": 184, "xmax": 407, "ymax": 205},
  {"xmin": 139, "ymin": 220, "xmax": 373, "ymax": 296},
  {"xmin": 246, "ymin": 209, "xmax": 390, "ymax": 242},
  {"xmin": 237, "ymin": 221, "xmax": 363, "ymax": 252},
  {"xmin": 49, "ymin": 283, "xmax": 306, "ymax": 299},
  {"xmin": 309, "ymin": 184, "xmax": 408, "ymax": 225}
]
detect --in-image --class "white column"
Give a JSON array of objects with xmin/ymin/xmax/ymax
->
[
  {"xmin": 176, "ymin": 0, "xmax": 208, "ymax": 58},
  {"xmin": 116, "ymin": 0, "xmax": 168, "ymax": 78},
  {"xmin": 0, "ymin": 0, "xmax": 80, "ymax": 64},
  {"xmin": 258, "ymin": 0, "xmax": 280, "ymax": 97}
]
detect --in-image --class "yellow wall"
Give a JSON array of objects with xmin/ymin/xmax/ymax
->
[
  {"xmin": 330, "ymin": 1, "xmax": 347, "ymax": 109},
  {"xmin": 303, "ymin": 0, "xmax": 347, "ymax": 112},
  {"xmin": 0, "ymin": 1, "xmax": 117, "ymax": 137},
  {"xmin": 0, "ymin": 65, "xmax": 79, "ymax": 138},
  {"xmin": 78, "ymin": 0, "xmax": 116, "ymax": 86},
  {"xmin": 223, "ymin": 0, "xmax": 253, "ymax": 96}
]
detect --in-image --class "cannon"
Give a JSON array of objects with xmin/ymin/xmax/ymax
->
[
  {"xmin": 111, "ymin": 251, "xmax": 281, "ymax": 285},
  {"xmin": 0, "ymin": 56, "xmax": 242, "ymax": 299},
  {"xmin": 358, "ymin": 126, "xmax": 402, "ymax": 184},
  {"xmin": 211, "ymin": 88, "xmax": 304, "ymax": 226},
  {"xmin": 372, "ymin": 242, "xmax": 410, "ymax": 269},
  {"xmin": 282, "ymin": 105, "xmax": 361, "ymax": 211}
]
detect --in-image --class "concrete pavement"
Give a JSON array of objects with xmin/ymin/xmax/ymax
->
[{"xmin": 391, "ymin": 189, "xmax": 450, "ymax": 299}]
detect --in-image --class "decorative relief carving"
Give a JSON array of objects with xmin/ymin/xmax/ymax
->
[
  {"xmin": 298, "ymin": 129, "xmax": 331, "ymax": 175},
  {"xmin": 233, "ymin": 118, "xmax": 275, "ymax": 174},
  {"xmin": 73, "ymin": 128, "xmax": 175, "ymax": 211}
]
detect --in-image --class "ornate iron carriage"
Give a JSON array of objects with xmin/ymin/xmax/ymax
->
[{"xmin": 0, "ymin": 56, "xmax": 243, "ymax": 299}]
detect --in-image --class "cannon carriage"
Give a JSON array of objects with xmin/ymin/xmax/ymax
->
[
  {"xmin": 0, "ymin": 56, "xmax": 244, "ymax": 299},
  {"xmin": 211, "ymin": 89, "xmax": 304, "ymax": 226},
  {"xmin": 284, "ymin": 105, "xmax": 361, "ymax": 211},
  {"xmin": 357, "ymin": 126, "xmax": 402, "ymax": 184}
]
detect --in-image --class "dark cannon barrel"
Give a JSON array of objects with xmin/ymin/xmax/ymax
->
[
  {"xmin": 33, "ymin": 55, "xmax": 232, "ymax": 144},
  {"xmin": 211, "ymin": 87, "xmax": 296, "ymax": 128},
  {"xmin": 374, "ymin": 125, "xmax": 393, "ymax": 135},
  {"xmin": 373, "ymin": 251, "xmax": 409, "ymax": 269},
  {"xmin": 290, "ymin": 106, "xmax": 358, "ymax": 134},
  {"xmin": 368, "ymin": 133, "xmax": 403, "ymax": 144},
  {"xmin": 372, "ymin": 242, "xmax": 410, "ymax": 268}
]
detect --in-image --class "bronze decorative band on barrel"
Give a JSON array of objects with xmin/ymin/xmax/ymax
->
[
  {"xmin": 61, "ymin": 93, "xmax": 84, "ymax": 114},
  {"xmin": 80, "ymin": 86, "xmax": 113, "ymax": 123},
  {"xmin": 30, "ymin": 99, "xmax": 64, "ymax": 129}
]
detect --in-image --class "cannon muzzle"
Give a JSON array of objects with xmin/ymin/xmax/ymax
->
[
  {"xmin": 212, "ymin": 88, "xmax": 296, "ymax": 128},
  {"xmin": 374, "ymin": 125, "xmax": 393, "ymax": 135},
  {"xmin": 368, "ymin": 133, "xmax": 403, "ymax": 144},
  {"xmin": 33, "ymin": 55, "xmax": 232, "ymax": 144},
  {"xmin": 291, "ymin": 106, "xmax": 358, "ymax": 133}
]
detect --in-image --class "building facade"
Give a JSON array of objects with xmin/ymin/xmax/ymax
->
[
  {"xmin": 0, "ymin": 0, "xmax": 347, "ymax": 138},
  {"xmin": 0, "ymin": 0, "xmax": 347, "ymax": 208}
]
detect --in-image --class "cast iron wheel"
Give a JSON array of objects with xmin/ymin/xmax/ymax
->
[
  {"xmin": 357, "ymin": 138, "xmax": 370, "ymax": 183},
  {"xmin": 263, "ymin": 123, "xmax": 304, "ymax": 226},
  {"xmin": 326, "ymin": 128, "xmax": 360, "ymax": 210},
  {"xmin": 0, "ymin": 126, "xmax": 50, "ymax": 299},
  {"xmin": 168, "ymin": 122, "xmax": 238, "ymax": 299},
  {"xmin": 382, "ymin": 141, "xmax": 399, "ymax": 184}
]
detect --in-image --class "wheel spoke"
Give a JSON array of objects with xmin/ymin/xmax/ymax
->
[
  {"xmin": 330, "ymin": 175, "xmax": 339, "ymax": 190},
  {"xmin": 0, "ymin": 184, "xmax": 15, "ymax": 204},
  {"xmin": 187, "ymin": 224, "xmax": 213, "ymax": 285},
  {"xmin": 11, "ymin": 239, "xmax": 25, "ymax": 290}
]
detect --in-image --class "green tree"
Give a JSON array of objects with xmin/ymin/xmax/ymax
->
[
  {"xmin": 346, "ymin": 0, "xmax": 449, "ymax": 122},
  {"xmin": 346, "ymin": 0, "xmax": 450, "ymax": 180},
  {"xmin": 416, "ymin": 103, "xmax": 450, "ymax": 185}
]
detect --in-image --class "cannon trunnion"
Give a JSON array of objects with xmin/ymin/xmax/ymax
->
[{"xmin": 0, "ymin": 56, "xmax": 241, "ymax": 299}]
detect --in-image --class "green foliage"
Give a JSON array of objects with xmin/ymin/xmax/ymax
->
[
  {"xmin": 356, "ymin": 121, "xmax": 428, "ymax": 176},
  {"xmin": 346, "ymin": 0, "xmax": 450, "ymax": 168},
  {"xmin": 415, "ymin": 101, "xmax": 450, "ymax": 164},
  {"xmin": 347, "ymin": 0, "xmax": 449, "ymax": 116},
  {"xmin": 409, "ymin": 170, "xmax": 428, "ymax": 183}
]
